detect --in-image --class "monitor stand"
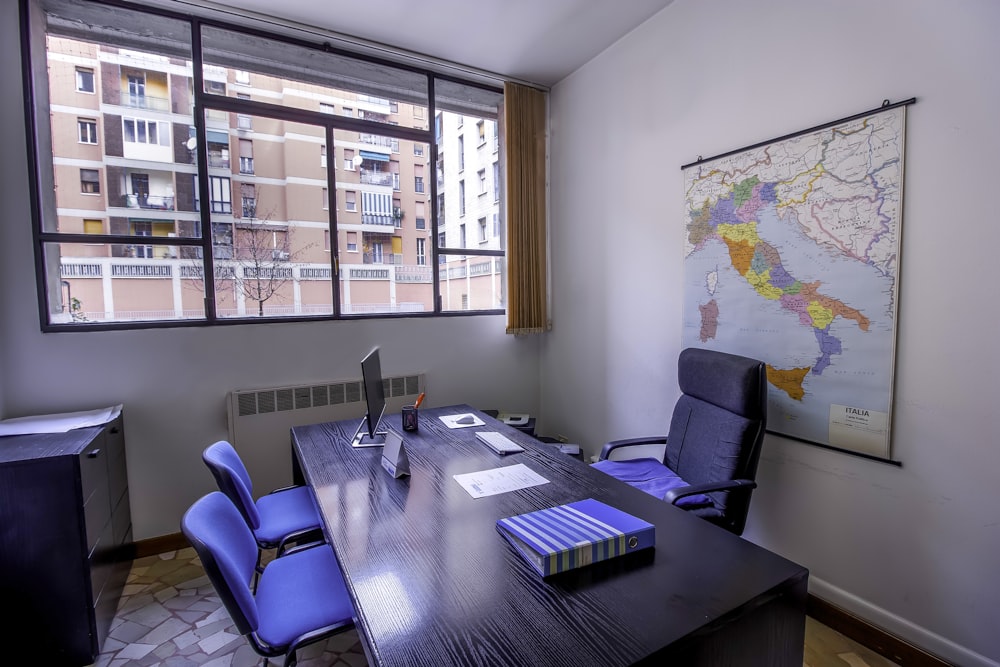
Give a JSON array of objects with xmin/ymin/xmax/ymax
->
[{"xmin": 351, "ymin": 417, "xmax": 387, "ymax": 448}]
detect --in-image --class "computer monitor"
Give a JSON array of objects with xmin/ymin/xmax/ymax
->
[{"xmin": 352, "ymin": 347, "xmax": 387, "ymax": 447}]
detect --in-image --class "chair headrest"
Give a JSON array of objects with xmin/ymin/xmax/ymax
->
[{"xmin": 678, "ymin": 347, "xmax": 766, "ymax": 420}]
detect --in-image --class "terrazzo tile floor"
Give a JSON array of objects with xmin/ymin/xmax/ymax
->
[{"xmin": 89, "ymin": 547, "xmax": 898, "ymax": 666}]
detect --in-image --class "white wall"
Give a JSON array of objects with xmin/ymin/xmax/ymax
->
[
  {"xmin": 0, "ymin": 1, "xmax": 540, "ymax": 540},
  {"xmin": 545, "ymin": 0, "xmax": 1000, "ymax": 665}
]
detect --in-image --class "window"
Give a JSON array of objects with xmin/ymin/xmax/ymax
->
[
  {"xmin": 80, "ymin": 168, "xmax": 100, "ymax": 194},
  {"xmin": 478, "ymin": 217, "xmax": 487, "ymax": 243},
  {"xmin": 239, "ymin": 139, "xmax": 254, "ymax": 174},
  {"xmin": 478, "ymin": 169, "xmax": 486, "ymax": 195},
  {"xmin": 493, "ymin": 162, "xmax": 499, "ymax": 202},
  {"xmin": 458, "ymin": 136, "xmax": 465, "ymax": 171},
  {"xmin": 210, "ymin": 176, "xmax": 231, "ymax": 213},
  {"xmin": 75, "ymin": 67, "xmax": 94, "ymax": 93},
  {"xmin": 493, "ymin": 213, "xmax": 500, "ymax": 237},
  {"xmin": 477, "ymin": 120, "xmax": 485, "ymax": 145},
  {"xmin": 78, "ymin": 118, "xmax": 97, "ymax": 144},
  {"xmin": 459, "ymin": 223, "xmax": 466, "ymax": 248},
  {"xmin": 459, "ymin": 180, "xmax": 466, "ymax": 216},
  {"xmin": 28, "ymin": 0, "xmax": 504, "ymax": 327},
  {"xmin": 123, "ymin": 118, "xmax": 169, "ymax": 146}
]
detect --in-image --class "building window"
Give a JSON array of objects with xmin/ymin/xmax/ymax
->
[
  {"xmin": 239, "ymin": 139, "xmax": 254, "ymax": 174},
  {"xmin": 415, "ymin": 167, "xmax": 424, "ymax": 193},
  {"xmin": 210, "ymin": 176, "xmax": 231, "ymax": 213},
  {"xmin": 346, "ymin": 231, "xmax": 358, "ymax": 252},
  {"xmin": 83, "ymin": 219, "xmax": 103, "ymax": 235},
  {"xmin": 479, "ymin": 217, "xmax": 487, "ymax": 243},
  {"xmin": 458, "ymin": 136, "xmax": 465, "ymax": 171},
  {"xmin": 416, "ymin": 238, "xmax": 426, "ymax": 265},
  {"xmin": 346, "ymin": 191, "xmax": 357, "ymax": 212},
  {"xmin": 78, "ymin": 118, "xmax": 97, "ymax": 144},
  {"xmin": 414, "ymin": 143, "xmax": 423, "ymax": 156},
  {"xmin": 241, "ymin": 184, "xmax": 256, "ymax": 218},
  {"xmin": 344, "ymin": 149, "xmax": 355, "ymax": 170},
  {"xmin": 438, "ymin": 232, "xmax": 447, "ymax": 264},
  {"xmin": 459, "ymin": 223, "xmax": 466, "ymax": 248},
  {"xmin": 123, "ymin": 118, "xmax": 169, "ymax": 146},
  {"xmin": 322, "ymin": 187, "xmax": 329, "ymax": 210},
  {"xmin": 236, "ymin": 93, "xmax": 252, "ymax": 129},
  {"xmin": 416, "ymin": 202, "xmax": 425, "ymax": 230},
  {"xmin": 493, "ymin": 213, "xmax": 500, "ymax": 237},
  {"xmin": 205, "ymin": 79, "xmax": 226, "ymax": 95},
  {"xmin": 493, "ymin": 162, "xmax": 500, "ymax": 201},
  {"xmin": 371, "ymin": 242, "xmax": 383, "ymax": 264},
  {"xmin": 477, "ymin": 120, "xmax": 486, "ymax": 145},
  {"xmin": 75, "ymin": 67, "xmax": 94, "ymax": 93},
  {"xmin": 235, "ymin": 69, "xmax": 250, "ymax": 84},
  {"xmin": 478, "ymin": 169, "xmax": 486, "ymax": 195},
  {"xmin": 80, "ymin": 168, "xmax": 100, "ymax": 194},
  {"xmin": 459, "ymin": 180, "xmax": 466, "ymax": 216},
  {"xmin": 340, "ymin": 106, "xmax": 351, "ymax": 116}
]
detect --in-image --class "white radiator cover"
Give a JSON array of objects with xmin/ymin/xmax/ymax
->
[{"xmin": 226, "ymin": 373, "xmax": 425, "ymax": 496}]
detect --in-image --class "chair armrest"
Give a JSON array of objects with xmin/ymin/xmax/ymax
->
[
  {"xmin": 276, "ymin": 527, "xmax": 326, "ymax": 556},
  {"xmin": 267, "ymin": 483, "xmax": 304, "ymax": 495},
  {"xmin": 664, "ymin": 479, "xmax": 757, "ymax": 504},
  {"xmin": 598, "ymin": 436, "xmax": 668, "ymax": 461}
]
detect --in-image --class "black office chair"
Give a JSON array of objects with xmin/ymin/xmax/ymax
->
[
  {"xmin": 592, "ymin": 347, "xmax": 767, "ymax": 536},
  {"xmin": 181, "ymin": 492, "xmax": 354, "ymax": 667}
]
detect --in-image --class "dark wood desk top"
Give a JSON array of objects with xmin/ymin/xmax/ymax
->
[{"xmin": 292, "ymin": 405, "xmax": 807, "ymax": 666}]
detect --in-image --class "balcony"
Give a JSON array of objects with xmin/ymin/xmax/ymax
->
[
  {"xmin": 124, "ymin": 194, "xmax": 175, "ymax": 210},
  {"xmin": 360, "ymin": 170, "xmax": 393, "ymax": 187},
  {"xmin": 121, "ymin": 91, "xmax": 170, "ymax": 112},
  {"xmin": 359, "ymin": 134, "xmax": 394, "ymax": 149},
  {"xmin": 361, "ymin": 213, "xmax": 394, "ymax": 227},
  {"xmin": 208, "ymin": 155, "xmax": 230, "ymax": 169}
]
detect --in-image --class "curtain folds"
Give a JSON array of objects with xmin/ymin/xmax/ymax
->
[{"xmin": 503, "ymin": 82, "xmax": 548, "ymax": 334}]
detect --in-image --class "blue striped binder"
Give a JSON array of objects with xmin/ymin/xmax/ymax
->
[{"xmin": 497, "ymin": 498, "xmax": 655, "ymax": 577}]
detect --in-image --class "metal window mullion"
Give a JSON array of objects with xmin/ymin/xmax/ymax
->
[{"xmin": 190, "ymin": 18, "xmax": 218, "ymax": 321}]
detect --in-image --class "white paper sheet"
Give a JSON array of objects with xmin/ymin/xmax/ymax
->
[
  {"xmin": 454, "ymin": 463, "xmax": 549, "ymax": 498},
  {"xmin": 439, "ymin": 413, "xmax": 485, "ymax": 429},
  {"xmin": 0, "ymin": 404, "xmax": 123, "ymax": 436}
]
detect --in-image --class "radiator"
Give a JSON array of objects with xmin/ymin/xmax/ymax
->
[{"xmin": 226, "ymin": 372, "xmax": 425, "ymax": 496}]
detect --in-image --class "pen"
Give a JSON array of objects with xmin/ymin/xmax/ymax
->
[{"xmin": 413, "ymin": 392, "xmax": 426, "ymax": 409}]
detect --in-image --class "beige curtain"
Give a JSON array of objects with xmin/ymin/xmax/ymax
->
[{"xmin": 503, "ymin": 82, "xmax": 548, "ymax": 334}]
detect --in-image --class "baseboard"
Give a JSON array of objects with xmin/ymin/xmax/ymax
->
[
  {"xmin": 132, "ymin": 532, "xmax": 191, "ymax": 558},
  {"xmin": 809, "ymin": 578, "xmax": 997, "ymax": 667}
]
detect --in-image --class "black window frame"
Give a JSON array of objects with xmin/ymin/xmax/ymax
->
[{"xmin": 21, "ymin": 0, "xmax": 507, "ymax": 331}]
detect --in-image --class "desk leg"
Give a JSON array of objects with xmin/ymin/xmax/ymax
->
[{"xmin": 291, "ymin": 443, "xmax": 304, "ymax": 487}]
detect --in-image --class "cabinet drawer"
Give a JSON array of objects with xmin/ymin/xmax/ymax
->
[
  {"xmin": 84, "ymin": 479, "xmax": 111, "ymax": 554},
  {"xmin": 79, "ymin": 431, "xmax": 109, "ymax": 505}
]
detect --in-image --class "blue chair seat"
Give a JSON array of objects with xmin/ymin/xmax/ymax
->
[
  {"xmin": 254, "ymin": 485, "xmax": 323, "ymax": 547},
  {"xmin": 255, "ymin": 540, "xmax": 355, "ymax": 649},
  {"xmin": 591, "ymin": 458, "xmax": 713, "ymax": 508}
]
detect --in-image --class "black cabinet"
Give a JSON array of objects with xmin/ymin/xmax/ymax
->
[{"xmin": 0, "ymin": 414, "xmax": 133, "ymax": 664}]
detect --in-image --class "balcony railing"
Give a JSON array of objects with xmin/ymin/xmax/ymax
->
[
  {"xmin": 361, "ymin": 213, "xmax": 394, "ymax": 226},
  {"xmin": 121, "ymin": 91, "xmax": 170, "ymax": 112},
  {"xmin": 208, "ymin": 155, "xmax": 230, "ymax": 169},
  {"xmin": 359, "ymin": 134, "xmax": 394, "ymax": 149},
  {"xmin": 124, "ymin": 194, "xmax": 175, "ymax": 210},
  {"xmin": 360, "ymin": 171, "xmax": 393, "ymax": 187}
]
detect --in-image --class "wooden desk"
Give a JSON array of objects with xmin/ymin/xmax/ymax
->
[{"xmin": 291, "ymin": 405, "xmax": 807, "ymax": 666}]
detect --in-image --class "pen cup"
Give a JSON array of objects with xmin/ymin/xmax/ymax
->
[{"xmin": 401, "ymin": 405, "xmax": 418, "ymax": 432}]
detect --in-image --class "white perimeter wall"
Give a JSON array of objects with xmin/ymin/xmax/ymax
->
[
  {"xmin": 544, "ymin": 0, "xmax": 999, "ymax": 664},
  {"xmin": 0, "ymin": 2, "xmax": 540, "ymax": 541}
]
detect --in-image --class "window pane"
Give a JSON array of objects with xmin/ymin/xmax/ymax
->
[
  {"xmin": 434, "ymin": 80, "xmax": 504, "ymax": 312},
  {"xmin": 46, "ymin": 242, "xmax": 207, "ymax": 324},
  {"xmin": 334, "ymin": 128, "xmax": 432, "ymax": 314},
  {"xmin": 200, "ymin": 25, "xmax": 429, "ymax": 129}
]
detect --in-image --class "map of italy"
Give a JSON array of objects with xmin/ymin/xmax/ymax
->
[{"xmin": 681, "ymin": 106, "xmax": 905, "ymax": 453}]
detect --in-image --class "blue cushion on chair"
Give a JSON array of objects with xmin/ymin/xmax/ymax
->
[
  {"xmin": 254, "ymin": 486, "xmax": 323, "ymax": 546},
  {"xmin": 255, "ymin": 544, "xmax": 355, "ymax": 650},
  {"xmin": 591, "ymin": 458, "xmax": 713, "ymax": 508}
]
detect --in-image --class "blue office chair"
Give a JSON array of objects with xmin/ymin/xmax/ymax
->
[
  {"xmin": 202, "ymin": 440, "xmax": 324, "ymax": 562},
  {"xmin": 592, "ymin": 347, "xmax": 767, "ymax": 536},
  {"xmin": 181, "ymin": 492, "xmax": 355, "ymax": 667}
]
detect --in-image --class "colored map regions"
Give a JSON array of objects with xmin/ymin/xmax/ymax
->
[
  {"xmin": 766, "ymin": 365, "xmax": 811, "ymax": 401},
  {"xmin": 690, "ymin": 177, "xmax": 871, "ymax": 390},
  {"xmin": 698, "ymin": 299, "xmax": 719, "ymax": 342}
]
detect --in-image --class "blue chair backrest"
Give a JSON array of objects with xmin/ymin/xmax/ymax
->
[
  {"xmin": 181, "ymin": 492, "xmax": 260, "ymax": 636},
  {"xmin": 203, "ymin": 441, "xmax": 262, "ymax": 531},
  {"xmin": 666, "ymin": 348, "xmax": 767, "ymax": 519}
]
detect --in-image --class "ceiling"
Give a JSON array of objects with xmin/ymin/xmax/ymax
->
[{"xmin": 201, "ymin": 0, "xmax": 674, "ymax": 87}]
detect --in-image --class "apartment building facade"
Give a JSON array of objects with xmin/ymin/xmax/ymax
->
[{"xmin": 39, "ymin": 10, "xmax": 504, "ymax": 325}]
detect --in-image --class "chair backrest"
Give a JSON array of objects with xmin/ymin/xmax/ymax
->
[
  {"xmin": 203, "ymin": 440, "xmax": 261, "ymax": 531},
  {"xmin": 665, "ymin": 347, "xmax": 767, "ymax": 535},
  {"xmin": 181, "ymin": 492, "xmax": 260, "ymax": 636}
]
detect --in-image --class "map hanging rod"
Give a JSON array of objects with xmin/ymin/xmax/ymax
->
[{"xmin": 681, "ymin": 97, "xmax": 917, "ymax": 170}]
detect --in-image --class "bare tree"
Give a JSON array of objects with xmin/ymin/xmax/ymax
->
[{"xmin": 187, "ymin": 187, "xmax": 312, "ymax": 316}]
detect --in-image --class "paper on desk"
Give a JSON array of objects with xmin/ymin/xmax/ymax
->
[
  {"xmin": 0, "ymin": 404, "xmax": 122, "ymax": 436},
  {"xmin": 439, "ymin": 413, "xmax": 485, "ymax": 429},
  {"xmin": 454, "ymin": 463, "xmax": 549, "ymax": 498}
]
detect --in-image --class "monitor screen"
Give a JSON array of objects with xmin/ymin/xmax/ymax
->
[{"xmin": 353, "ymin": 347, "xmax": 387, "ymax": 447}]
